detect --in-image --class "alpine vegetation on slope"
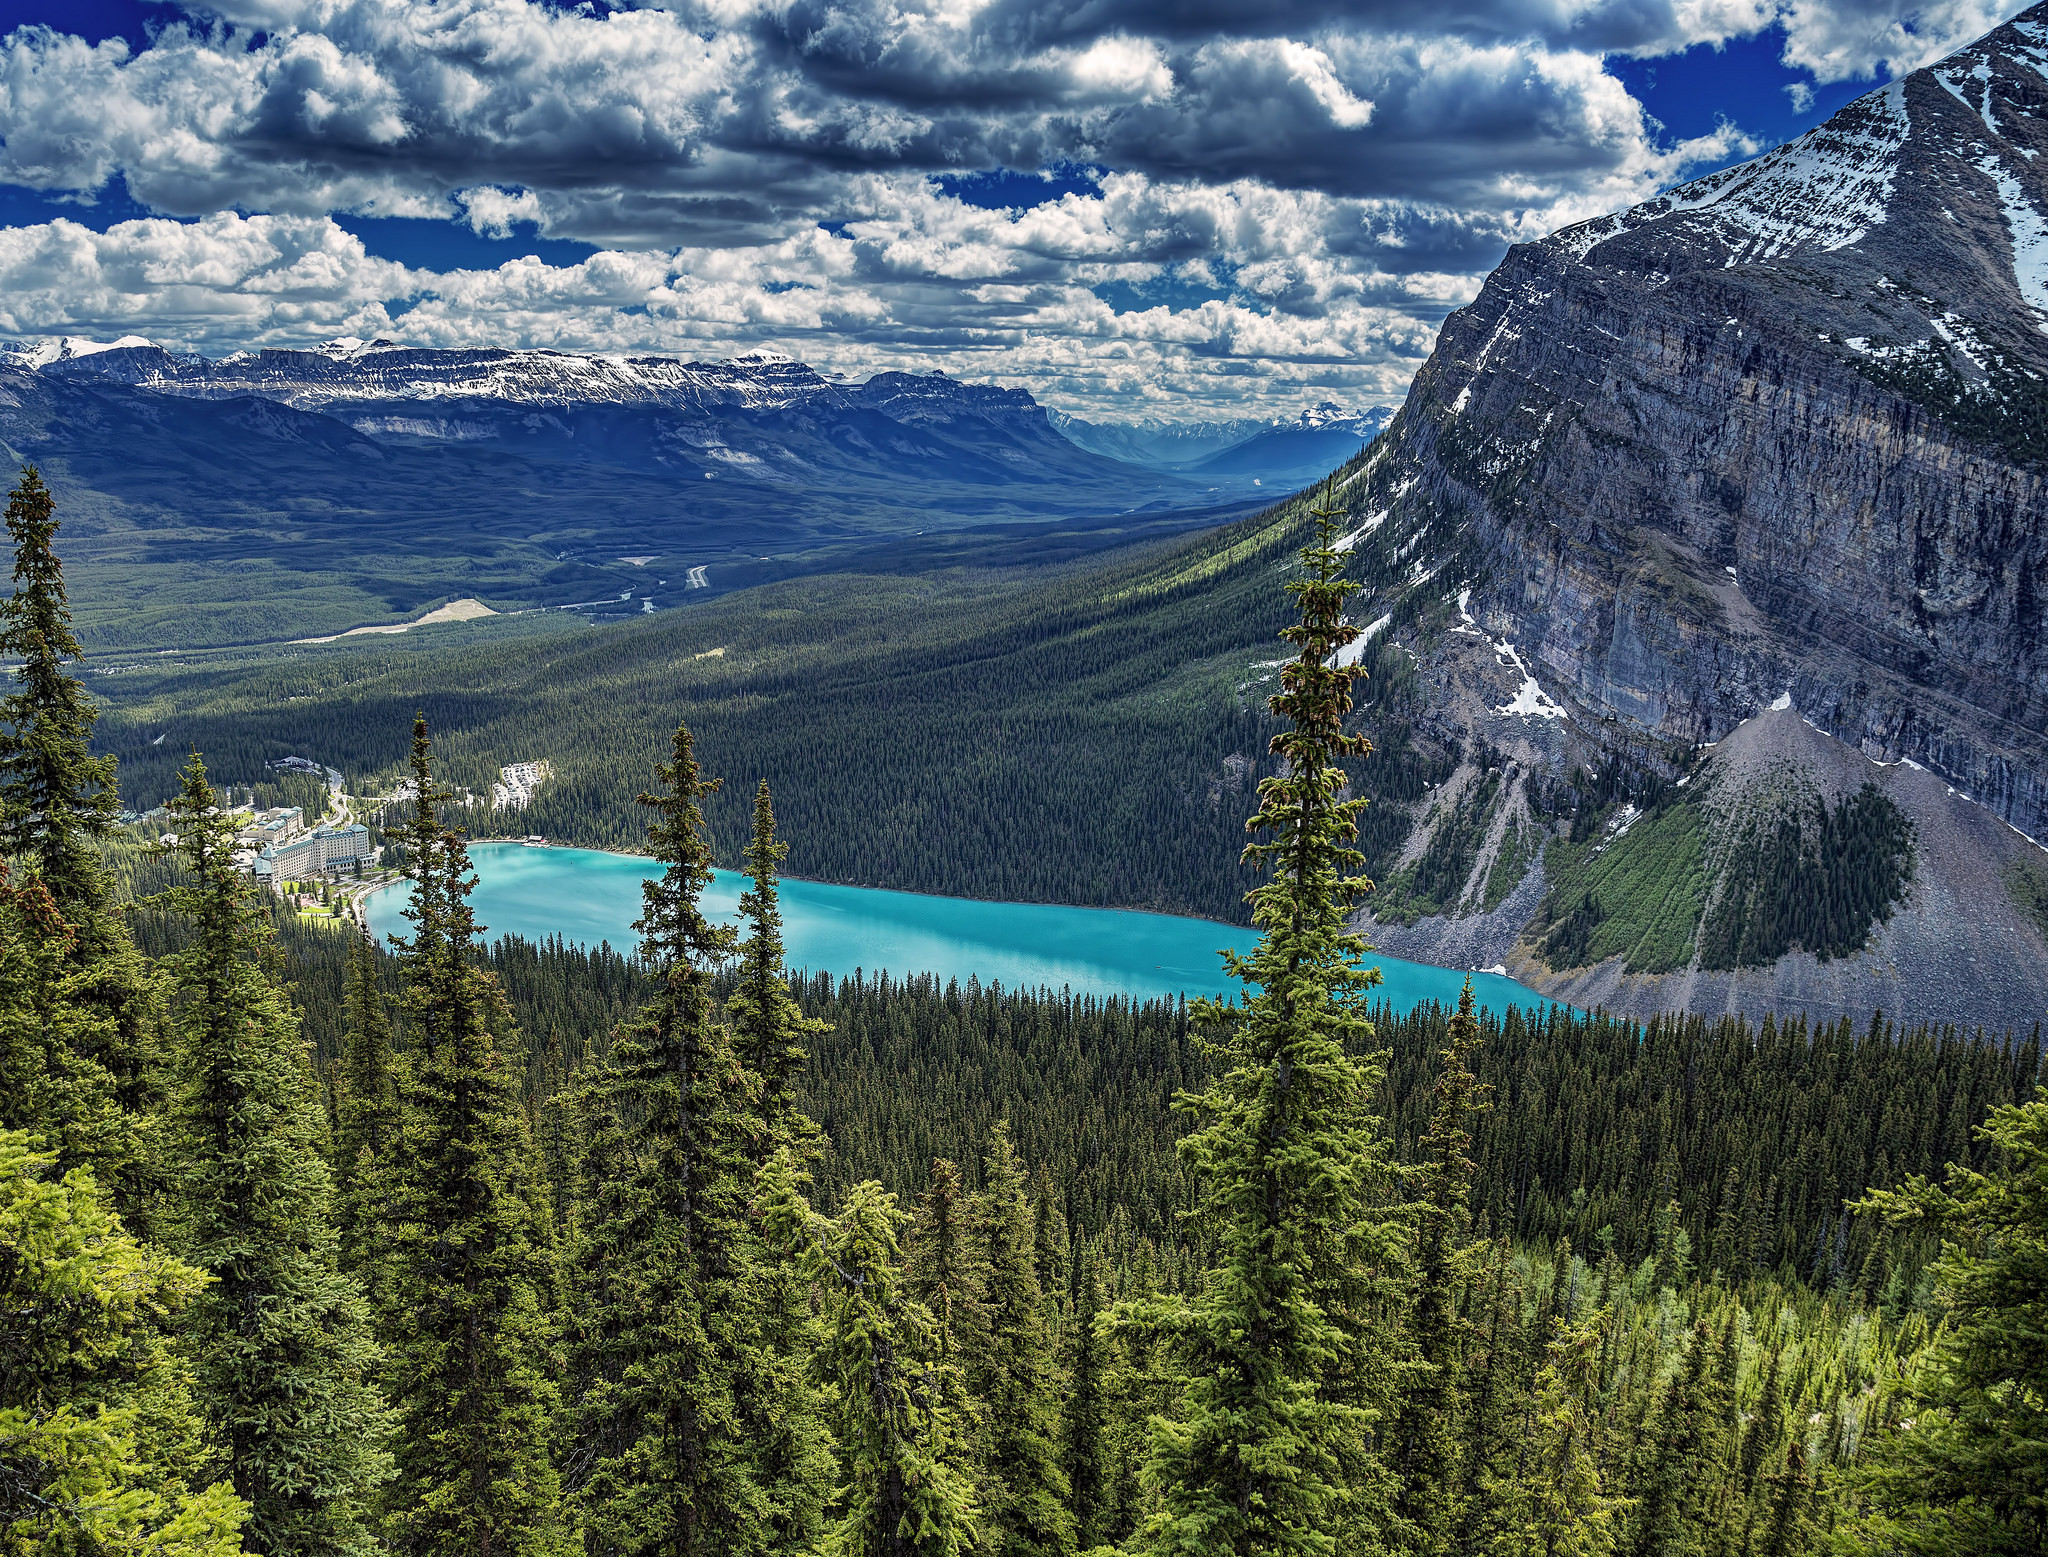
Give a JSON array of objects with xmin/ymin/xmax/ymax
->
[{"xmin": 1310, "ymin": 3, "xmax": 2048, "ymax": 1029}]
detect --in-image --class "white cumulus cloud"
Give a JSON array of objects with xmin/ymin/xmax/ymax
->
[{"xmin": 0, "ymin": 0, "xmax": 2027, "ymax": 417}]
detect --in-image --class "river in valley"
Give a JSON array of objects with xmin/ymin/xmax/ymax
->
[{"xmin": 364, "ymin": 841, "xmax": 1540, "ymax": 1012}]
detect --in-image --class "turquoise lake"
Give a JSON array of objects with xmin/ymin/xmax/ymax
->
[{"xmin": 364, "ymin": 842, "xmax": 1541, "ymax": 1013}]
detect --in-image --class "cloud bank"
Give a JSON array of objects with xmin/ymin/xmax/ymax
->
[{"xmin": 0, "ymin": 0, "xmax": 2019, "ymax": 417}]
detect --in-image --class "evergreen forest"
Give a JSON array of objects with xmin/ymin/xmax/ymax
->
[{"xmin": 6, "ymin": 461, "xmax": 2047, "ymax": 1557}]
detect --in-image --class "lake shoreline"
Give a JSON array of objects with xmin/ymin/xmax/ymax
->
[{"xmin": 365, "ymin": 841, "xmax": 1545, "ymax": 1012}]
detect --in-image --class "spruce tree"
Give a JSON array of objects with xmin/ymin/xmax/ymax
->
[
  {"xmin": 384, "ymin": 717, "xmax": 569, "ymax": 1557},
  {"xmin": 1031, "ymin": 1163, "xmax": 1072, "ymax": 1336},
  {"xmin": 1061, "ymin": 1241, "xmax": 1111, "ymax": 1553},
  {"xmin": 726, "ymin": 777, "xmax": 828, "ymax": 1158},
  {"xmin": 1141, "ymin": 486, "xmax": 1403, "ymax": 1554},
  {"xmin": 965, "ymin": 1124, "xmax": 1074, "ymax": 1557},
  {"xmin": 154, "ymin": 753, "xmax": 390, "ymax": 1557},
  {"xmin": 905, "ymin": 1156, "xmax": 989, "ymax": 1447},
  {"xmin": 1738, "ymin": 1350, "xmax": 1784, "ymax": 1494},
  {"xmin": 1459, "ymin": 1238, "xmax": 1532, "ymax": 1554},
  {"xmin": 0, "ymin": 466, "xmax": 115, "ymax": 913},
  {"xmin": 1650, "ymin": 1201, "xmax": 1687, "ymax": 1296},
  {"xmin": 760, "ymin": 1151, "xmax": 979, "ymax": 1557},
  {"xmin": 0, "ymin": 1128, "xmax": 250, "ymax": 1557},
  {"xmin": 1487, "ymin": 1319, "xmax": 1621, "ymax": 1557},
  {"xmin": 333, "ymin": 932, "xmax": 401, "ymax": 1308},
  {"xmin": 726, "ymin": 775, "xmax": 836, "ymax": 1549},
  {"xmin": 0, "ymin": 465, "xmax": 166, "ymax": 1233},
  {"xmin": 1098, "ymin": 1234, "xmax": 1168, "ymax": 1548},
  {"xmin": 1847, "ymin": 1089, "xmax": 2048, "ymax": 1554},
  {"xmin": 564, "ymin": 724, "xmax": 817, "ymax": 1554},
  {"xmin": 1750, "ymin": 1441, "xmax": 1812, "ymax": 1557},
  {"xmin": 1394, "ymin": 976, "xmax": 1488, "ymax": 1554},
  {"xmin": 1631, "ymin": 1320, "xmax": 1715, "ymax": 1557}
]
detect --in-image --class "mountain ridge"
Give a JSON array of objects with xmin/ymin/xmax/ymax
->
[
  {"xmin": 1323, "ymin": 1, "xmax": 2048, "ymax": 1028},
  {"xmin": 0, "ymin": 335, "xmax": 1258, "ymax": 649}
]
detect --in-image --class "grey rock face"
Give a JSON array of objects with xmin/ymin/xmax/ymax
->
[
  {"xmin": 1354, "ymin": 4, "xmax": 2048, "ymax": 841},
  {"xmin": 1328, "ymin": 6, "xmax": 2048, "ymax": 1028}
]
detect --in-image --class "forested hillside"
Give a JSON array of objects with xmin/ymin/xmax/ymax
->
[
  {"xmin": 93, "ymin": 478, "xmax": 1444, "ymax": 924},
  {"xmin": 7, "ymin": 464, "xmax": 2046, "ymax": 1557}
]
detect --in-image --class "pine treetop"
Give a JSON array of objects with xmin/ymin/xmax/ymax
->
[
  {"xmin": 1144, "ymin": 484, "xmax": 1405, "ymax": 1555},
  {"xmin": 0, "ymin": 466, "xmax": 117, "ymax": 913},
  {"xmin": 728, "ymin": 777, "xmax": 829, "ymax": 1159},
  {"xmin": 154, "ymin": 752, "xmax": 391, "ymax": 1557},
  {"xmin": 636, "ymin": 722, "xmax": 735, "ymax": 974}
]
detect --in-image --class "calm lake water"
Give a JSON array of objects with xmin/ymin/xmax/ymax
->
[{"xmin": 364, "ymin": 842, "xmax": 1539, "ymax": 1012}]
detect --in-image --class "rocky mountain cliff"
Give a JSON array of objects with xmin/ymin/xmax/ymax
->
[{"xmin": 1329, "ymin": 3, "xmax": 2048, "ymax": 1032}]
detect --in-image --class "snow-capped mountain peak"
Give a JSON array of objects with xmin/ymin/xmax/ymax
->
[
  {"xmin": 10, "ymin": 334, "xmax": 157, "ymax": 368},
  {"xmin": 1545, "ymin": 0, "xmax": 2048, "ymax": 330},
  {"xmin": 1553, "ymin": 81, "xmax": 1910, "ymax": 267},
  {"xmin": 1292, "ymin": 401, "xmax": 1379, "ymax": 432}
]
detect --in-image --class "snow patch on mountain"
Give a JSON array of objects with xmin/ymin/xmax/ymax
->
[
  {"xmin": 1330, "ymin": 613, "xmax": 1391, "ymax": 668},
  {"xmin": 1978, "ymin": 155, "xmax": 2048, "ymax": 324},
  {"xmin": 1934, "ymin": 52, "xmax": 2004, "ymax": 138},
  {"xmin": 1550, "ymin": 79, "xmax": 1907, "ymax": 265},
  {"xmin": 10, "ymin": 335, "xmax": 155, "ymax": 367},
  {"xmin": 1333, "ymin": 511, "xmax": 1387, "ymax": 551}
]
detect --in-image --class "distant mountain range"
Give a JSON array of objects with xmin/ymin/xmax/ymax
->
[
  {"xmin": 1053, "ymin": 402, "xmax": 1394, "ymax": 483},
  {"xmin": 1313, "ymin": 1, "xmax": 2048, "ymax": 1030},
  {"xmin": 0, "ymin": 333, "xmax": 1392, "ymax": 649},
  {"xmin": 10, "ymin": 335, "xmax": 1136, "ymax": 488},
  {"xmin": 0, "ymin": 339, "xmax": 1245, "ymax": 648}
]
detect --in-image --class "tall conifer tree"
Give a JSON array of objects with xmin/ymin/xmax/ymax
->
[
  {"xmin": 155, "ymin": 753, "xmax": 390, "ymax": 1557},
  {"xmin": 727, "ymin": 777, "xmax": 828, "ymax": 1157},
  {"xmin": 1485, "ymin": 1319, "xmax": 1621, "ymax": 1557},
  {"xmin": 0, "ymin": 465, "xmax": 166, "ymax": 1232},
  {"xmin": 907, "ymin": 1159, "xmax": 987, "ymax": 1364},
  {"xmin": 1847, "ymin": 1089, "xmax": 2048, "ymax": 1554},
  {"xmin": 1750, "ymin": 1441, "xmax": 1813, "ymax": 1557},
  {"xmin": 1061, "ymin": 1242, "xmax": 1110, "ymax": 1552},
  {"xmin": 1459, "ymin": 1239, "xmax": 1532, "ymax": 1554},
  {"xmin": 1141, "ymin": 485, "xmax": 1403, "ymax": 1554},
  {"xmin": 726, "ymin": 775, "xmax": 835, "ymax": 1549},
  {"xmin": 384, "ymin": 717, "xmax": 568, "ymax": 1557},
  {"xmin": 965, "ymin": 1125, "xmax": 1074, "ymax": 1557},
  {"xmin": 1631, "ymin": 1320, "xmax": 1715, "ymax": 1557},
  {"xmin": 906, "ymin": 1155, "xmax": 990, "ymax": 1467},
  {"xmin": 0, "ymin": 467, "xmax": 115, "ymax": 913},
  {"xmin": 1739, "ymin": 1350, "xmax": 1784, "ymax": 1494},
  {"xmin": 0, "ymin": 1128, "xmax": 250, "ymax": 1557},
  {"xmin": 333, "ymin": 932, "xmax": 401, "ymax": 1309},
  {"xmin": 1394, "ymin": 976, "xmax": 1488, "ymax": 1553},
  {"xmin": 761, "ymin": 1152, "xmax": 979, "ymax": 1557},
  {"xmin": 563, "ymin": 725, "xmax": 802, "ymax": 1554},
  {"xmin": 1030, "ymin": 1164, "xmax": 1071, "ymax": 1336}
]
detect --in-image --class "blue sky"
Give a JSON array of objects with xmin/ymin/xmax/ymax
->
[{"xmin": 0, "ymin": 0, "xmax": 2023, "ymax": 416}]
